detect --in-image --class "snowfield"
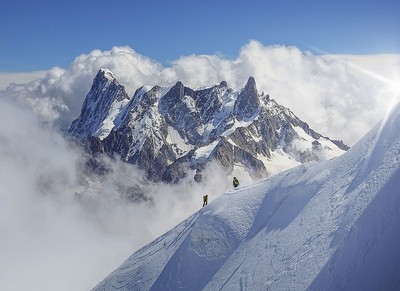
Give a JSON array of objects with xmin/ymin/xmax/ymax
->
[{"xmin": 94, "ymin": 103, "xmax": 400, "ymax": 290}]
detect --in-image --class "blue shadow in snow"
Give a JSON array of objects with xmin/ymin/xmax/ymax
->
[{"xmin": 246, "ymin": 180, "xmax": 322, "ymax": 240}]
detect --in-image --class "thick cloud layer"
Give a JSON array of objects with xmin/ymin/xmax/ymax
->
[
  {"xmin": 0, "ymin": 41, "xmax": 399, "ymax": 290},
  {"xmin": 0, "ymin": 98, "xmax": 230, "ymax": 290},
  {"xmin": 2, "ymin": 41, "xmax": 399, "ymax": 145}
]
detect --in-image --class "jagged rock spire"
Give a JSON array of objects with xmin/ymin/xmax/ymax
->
[
  {"xmin": 234, "ymin": 76, "xmax": 260, "ymax": 120},
  {"xmin": 68, "ymin": 69, "xmax": 129, "ymax": 139},
  {"xmin": 69, "ymin": 72, "xmax": 348, "ymax": 182}
]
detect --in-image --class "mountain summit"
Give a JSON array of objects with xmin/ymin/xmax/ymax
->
[
  {"xmin": 234, "ymin": 76, "xmax": 260, "ymax": 120},
  {"xmin": 69, "ymin": 69, "xmax": 348, "ymax": 182},
  {"xmin": 93, "ymin": 102, "xmax": 400, "ymax": 290},
  {"xmin": 69, "ymin": 69, "xmax": 130, "ymax": 140}
]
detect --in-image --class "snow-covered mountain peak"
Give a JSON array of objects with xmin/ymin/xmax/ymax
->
[
  {"xmin": 69, "ymin": 70, "xmax": 348, "ymax": 182},
  {"xmin": 99, "ymin": 68, "xmax": 118, "ymax": 81},
  {"xmin": 68, "ymin": 69, "xmax": 129, "ymax": 139},
  {"xmin": 234, "ymin": 76, "xmax": 260, "ymax": 120}
]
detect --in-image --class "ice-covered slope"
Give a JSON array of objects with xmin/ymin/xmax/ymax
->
[{"xmin": 93, "ymin": 103, "xmax": 400, "ymax": 291}]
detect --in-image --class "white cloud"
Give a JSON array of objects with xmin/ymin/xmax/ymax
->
[
  {"xmin": 1, "ymin": 41, "xmax": 399, "ymax": 290},
  {"xmin": 0, "ymin": 71, "xmax": 47, "ymax": 90},
  {"xmin": 2, "ymin": 41, "xmax": 399, "ymax": 145},
  {"xmin": 1, "ymin": 67, "xmax": 68, "ymax": 124},
  {"xmin": 0, "ymin": 98, "xmax": 230, "ymax": 291}
]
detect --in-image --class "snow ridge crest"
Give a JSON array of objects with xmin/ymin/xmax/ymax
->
[{"xmin": 94, "ymin": 103, "xmax": 400, "ymax": 291}]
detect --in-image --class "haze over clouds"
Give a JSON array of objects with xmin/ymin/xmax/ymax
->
[
  {"xmin": 2, "ymin": 41, "xmax": 399, "ymax": 145},
  {"xmin": 0, "ymin": 71, "xmax": 47, "ymax": 90}
]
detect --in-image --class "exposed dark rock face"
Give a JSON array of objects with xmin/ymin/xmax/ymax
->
[
  {"xmin": 234, "ymin": 76, "xmax": 260, "ymax": 120},
  {"xmin": 69, "ymin": 69, "xmax": 130, "ymax": 139},
  {"xmin": 69, "ymin": 70, "xmax": 348, "ymax": 183}
]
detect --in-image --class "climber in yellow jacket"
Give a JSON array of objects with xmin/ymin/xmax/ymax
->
[{"xmin": 233, "ymin": 176, "xmax": 239, "ymax": 188}]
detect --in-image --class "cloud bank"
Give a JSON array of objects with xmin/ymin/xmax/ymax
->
[
  {"xmin": 0, "ymin": 41, "xmax": 399, "ymax": 290},
  {"xmin": 2, "ymin": 40, "xmax": 399, "ymax": 145},
  {"xmin": 0, "ymin": 98, "xmax": 230, "ymax": 290}
]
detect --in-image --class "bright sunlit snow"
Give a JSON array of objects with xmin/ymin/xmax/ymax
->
[
  {"xmin": 292, "ymin": 125, "xmax": 346, "ymax": 159},
  {"xmin": 94, "ymin": 98, "xmax": 130, "ymax": 140},
  {"xmin": 257, "ymin": 148, "xmax": 301, "ymax": 176},
  {"xmin": 166, "ymin": 126, "xmax": 193, "ymax": 158},
  {"xmin": 193, "ymin": 140, "xmax": 219, "ymax": 162},
  {"xmin": 94, "ymin": 102, "xmax": 400, "ymax": 290}
]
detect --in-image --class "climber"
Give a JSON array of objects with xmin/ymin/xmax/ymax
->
[
  {"xmin": 203, "ymin": 194, "xmax": 208, "ymax": 207},
  {"xmin": 233, "ymin": 176, "xmax": 240, "ymax": 188}
]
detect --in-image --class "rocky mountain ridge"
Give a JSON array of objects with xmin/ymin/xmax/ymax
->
[{"xmin": 69, "ymin": 69, "xmax": 348, "ymax": 182}]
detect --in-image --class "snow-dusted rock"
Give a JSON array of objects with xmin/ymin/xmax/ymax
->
[{"xmin": 69, "ymin": 70, "xmax": 348, "ymax": 182}]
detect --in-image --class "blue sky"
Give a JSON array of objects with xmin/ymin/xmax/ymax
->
[{"xmin": 1, "ymin": 0, "xmax": 399, "ymax": 72}]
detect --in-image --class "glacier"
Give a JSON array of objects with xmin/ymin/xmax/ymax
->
[{"xmin": 93, "ymin": 102, "xmax": 400, "ymax": 290}]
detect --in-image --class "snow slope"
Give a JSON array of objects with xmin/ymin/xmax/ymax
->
[{"xmin": 93, "ymin": 103, "xmax": 400, "ymax": 290}]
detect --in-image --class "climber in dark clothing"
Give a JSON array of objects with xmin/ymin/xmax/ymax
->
[
  {"xmin": 233, "ymin": 176, "xmax": 240, "ymax": 188},
  {"xmin": 203, "ymin": 194, "xmax": 208, "ymax": 207}
]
